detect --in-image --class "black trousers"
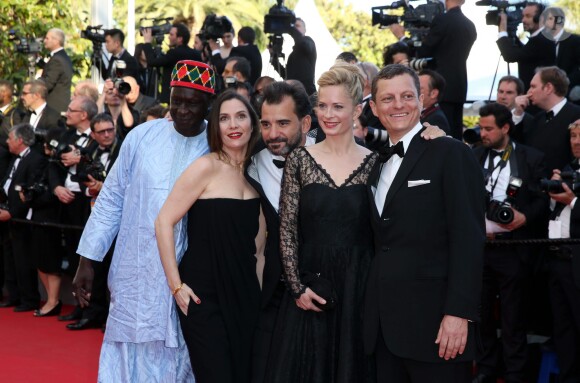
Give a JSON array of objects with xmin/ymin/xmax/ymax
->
[
  {"xmin": 82, "ymin": 246, "xmax": 113, "ymax": 323},
  {"xmin": 440, "ymin": 101, "xmax": 464, "ymax": 141},
  {"xmin": 0, "ymin": 222, "xmax": 17, "ymax": 302},
  {"xmin": 60, "ymin": 192, "xmax": 91, "ymax": 277},
  {"xmin": 549, "ymin": 258, "xmax": 580, "ymax": 383},
  {"xmin": 375, "ymin": 329, "xmax": 472, "ymax": 383},
  {"xmin": 10, "ymin": 222, "xmax": 39, "ymax": 308},
  {"xmin": 477, "ymin": 247, "xmax": 528, "ymax": 381}
]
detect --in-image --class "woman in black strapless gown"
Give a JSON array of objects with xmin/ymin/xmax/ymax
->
[
  {"xmin": 156, "ymin": 92, "xmax": 264, "ymax": 383},
  {"xmin": 266, "ymin": 62, "xmax": 378, "ymax": 382}
]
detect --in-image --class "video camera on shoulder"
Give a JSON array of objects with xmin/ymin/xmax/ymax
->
[
  {"xmin": 14, "ymin": 182, "xmax": 48, "ymax": 203},
  {"xmin": 264, "ymin": 0, "xmax": 296, "ymax": 60},
  {"xmin": 371, "ymin": 0, "xmax": 444, "ymax": 47},
  {"xmin": 8, "ymin": 30, "xmax": 42, "ymax": 55},
  {"xmin": 198, "ymin": 14, "xmax": 233, "ymax": 43},
  {"xmin": 139, "ymin": 17, "xmax": 174, "ymax": 44},
  {"xmin": 486, "ymin": 176, "xmax": 522, "ymax": 224},
  {"xmin": 540, "ymin": 171, "xmax": 580, "ymax": 194},
  {"xmin": 476, "ymin": 0, "xmax": 526, "ymax": 38}
]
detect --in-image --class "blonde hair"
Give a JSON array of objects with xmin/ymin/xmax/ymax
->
[{"xmin": 317, "ymin": 61, "xmax": 364, "ymax": 105}]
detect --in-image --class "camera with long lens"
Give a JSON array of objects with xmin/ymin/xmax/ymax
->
[
  {"xmin": 372, "ymin": 0, "xmax": 444, "ymax": 47},
  {"xmin": 408, "ymin": 57, "xmax": 436, "ymax": 71},
  {"xmin": 476, "ymin": 0, "xmax": 527, "ymax": 39},
  {"xmin": 139, "ymin": 17, "xmax": 174, "ymax": 44},
  {"xmin": 365, "ymin": 126, "xmax": 389, "ymax": 145},
  {"xmin": 14, "ymin": 182, "xmax": 48, "ymax": 203},
  {"xmin": 8, "ymin": 30, "xmax": 42, "ymax": 54},
  {"xmin": 463, "ymin": 125, "xmax": 482, "ymax": 146},
  {"xmin": 198, "ymin": 14, "xmax": 233, "ymax": 43},
  {"xmin": 486, "ymin": 176, "xmax": 522, "ymax": 224},
  {"xmin": 539, "ymin": 171, "xmax": 580, "ymax": 194},
  {"xmin": 265, "ymin": 0, "xmax": 296, "ymax": 60},
  {"xmin": 71, "ymin": 154, "xmax": 107, "ymax": 183},
  {"xmin": 112, "ymin": 60, "xmax": 131, "ymax": 95}
]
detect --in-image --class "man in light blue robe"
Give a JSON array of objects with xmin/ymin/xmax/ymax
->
[{"xmin": 73, "ymin": 60, "xmax": 216, "ymax": 382}]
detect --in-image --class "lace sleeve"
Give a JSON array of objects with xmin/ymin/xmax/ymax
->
[{"xmin": 279, "ymin": 148, "xmax": 306, "ymax": 299}]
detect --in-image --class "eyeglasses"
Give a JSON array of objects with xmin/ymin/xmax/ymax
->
[
  {"xmin": 67, "ymin": 108, "xmax": 84, "ymax": 113},
  {"xmin": 93, "ymin": 128, "xmax": 115, "ymax": 136}
]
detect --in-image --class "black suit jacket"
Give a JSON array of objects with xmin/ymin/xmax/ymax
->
[
  {"xmin": 230, "ymin": 44, "xmax": 263, "ymax": 86},
  {"xmin": 142, "ymin": 44, "xmax": 202, "ymax": 103},
  {"xmin": 497, "ymin": 33, "xmax": 555, "ymax": 92},
  {"xmin": 558, "ymin": 163, "xmax": 580, "ymax": 287},
  {"xmin": 473, "ymin": 143, "xmax": 549, "ymax": 242},
  {"xmin": 102, "ymin": 50, "xmax": 139, "ymax": 81},
  {"xmin": 23, "ymin": 105, "xmax": 65, "ymax": 154},
  {"xmin": 363, "ymin": 133, "xmax": 485, "ymax": 363},
  {"xmin": 40, "ymin": 50, "xmax": 73, "ymax": 114},
  {"xmin": 273, "ymin": 29, "xmax": 317, "ymax": 95},
  {"xmin": 519, "ymin": 101, "xmax": 580, "ymax": 172},
  {"xmin": 2, "ymin": 150, "xmax": 47, "ymax": 219},
  {"xmin": 414, "ymin": 7, "xmax": 476, "ymax": 104},
  {"xmin": 556, "ymin": 33, "xmax": 580, "ymax": 94},
  {"xmin": 421, "ymin": 104, "xmax": 450, "ymax": 135},
  {"xmin": 130, "ymin": 93, "xmax": 159, "ymax": 119}
]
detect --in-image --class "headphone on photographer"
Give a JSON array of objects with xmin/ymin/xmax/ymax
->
[{"xmin": 531, "ymin": 2, "xmax": 546, "ymax": 24}]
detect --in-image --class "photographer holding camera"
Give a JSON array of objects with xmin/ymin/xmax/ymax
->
[
  {"xmin": 496, "ymin": 2, "xmax": 555, "ymax": 93},
  {"xmin": 545, "ymin": 119, "xmax": 580, "ymax": 383},
  {"xmin": 99, "ymin": 29, "xmax": 139, "ymax": 81},
  {"xmin": 142, "ymin": 23, "xmax": 202, "ymax": 103},
  {"xmin": 389, "ymin": 0, "xmax": 476, "ymax": 140},
  {"xmin": 97, "ymin": 79, "xmax": 139, "ymax": 140},
  {"xmin": 270, "ymin": 18, "xmax": 317, "ymax": 96},
  {"xmin": 472, "ymin": 103, "xmax": 548, "ymax": 383}
]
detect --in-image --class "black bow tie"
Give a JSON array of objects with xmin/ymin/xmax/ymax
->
[
  {"xmin": 490, "ymin": 150, "xmax": 504, "ymax": 159},
  {"xmin": 96, "ymin": 147, "xmax": 111, "ymax": 157},
  {"xmin": 272, "ymin": 159, "xmax": 285, "ymax": 169},
  {"xmin": 378, "ymin": 141, "xmax": 405, "ymax": 163},
  {"xmin": 546, "ymin": 110, "xmax": 555, "ymax": 122},
  {"xmin": 31, "ymin": 110, "xmax": 37, "ymax": 115}
]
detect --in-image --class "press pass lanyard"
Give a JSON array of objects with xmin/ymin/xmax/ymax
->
[{"xmin": 487, "ymin": 143, "xmax": 513, "ymax": 197}]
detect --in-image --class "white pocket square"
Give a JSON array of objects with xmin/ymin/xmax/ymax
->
[{"xmin": 408, "ymin": 180, "xmax": 430, "ymax": 187}]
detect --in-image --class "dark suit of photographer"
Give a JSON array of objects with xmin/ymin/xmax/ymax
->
[
  {"xmin": 142, "ymin": 23, "xmax": 202, "ymax": 103},
  {"xmin": 0, "ymin": 124, "xmax": 47, "ymax": 312},
  {"xmin": 99, "ymin": 29, "xmax": 139, "ymax": 81},
  {"xmin": 270, "ymin": 18, "xmax": 317, "ymax": 95},
  {"xmin": 390, "ymin": 0, "xmax": 476, "ymax": 140},
  {"xmin": 545, "ymin": 121, "xmax": 580, "ymax": 383},
  {"xmin": 472, "ymin": 103, "xmax": 548, "ymax": 383},
  {"xmin": 66, "ymin": 114, "xmax": 121, "ymax": 330}
]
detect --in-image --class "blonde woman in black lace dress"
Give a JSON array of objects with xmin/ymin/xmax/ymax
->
[{"xmin": 265, "ymin": 62, "xmax": 378, "ymax": 382}]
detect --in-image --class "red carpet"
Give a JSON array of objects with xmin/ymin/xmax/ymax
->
[{"xmin": 0, "ymin": 304, "xmax": 102, "ymax": 382}]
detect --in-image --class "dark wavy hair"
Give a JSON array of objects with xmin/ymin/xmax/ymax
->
[{"xmin": 207, "ymin": 91, "xmax": 260, "ymax": 168}]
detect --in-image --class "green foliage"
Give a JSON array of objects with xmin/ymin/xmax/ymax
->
[
  {"xmin": 553, "ymin": 0, "xmax": 580, "ymax": 33},
  {"xmin": 314, "ymin": 0, "xmax": 396, "ymax": 66},
  {"xmin": 0, "ymin": 0, "xmax": 91, "ymax": 90}
]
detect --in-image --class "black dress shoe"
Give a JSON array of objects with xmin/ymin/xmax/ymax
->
[
  {"xmin": 58, "ymin": 306, "xmax": 83, "ymax": 321},
  {"xmin": 34, "ymin": 301, "xmax": 62, "ymax": 317},
  {"xmin": 13, "ymin": 304, "xmax": 38, "ymax": 312},
  {"xmin": 472, "ymin": 373, "xmax": 495, "ymax": 383},
  {"xmin": 66, "ymin": 318, "xmax": 103, "ymax": 330},
  {"xmin": 0, "ymin": 300, "xmax": 20, "ymax": 308}
]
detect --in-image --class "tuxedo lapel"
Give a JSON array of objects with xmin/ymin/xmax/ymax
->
[
  {"xmin": 381, "ymin": 135, "xmax": 428, "ymax": 217},
  {"xmin": 367, "ymin": 160, "xmax": 383, "ymax": 221}
]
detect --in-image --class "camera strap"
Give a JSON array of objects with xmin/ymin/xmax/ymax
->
[{"xmin": 486, "ymin": 142, "xmax": 516, "ymax": 196}]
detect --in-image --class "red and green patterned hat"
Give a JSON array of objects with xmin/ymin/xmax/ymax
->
[{"xmin": 170, "ymin": 60, "xmax": 216, "ymax": 94}]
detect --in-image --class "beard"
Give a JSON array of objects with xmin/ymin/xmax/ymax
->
[{"xmin": 266, "ymin": 129, "xmax": 303, "ymax": 157}]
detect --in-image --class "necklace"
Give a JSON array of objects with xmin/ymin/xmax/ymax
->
[{"xmin": 218, "ymin": 153, "xmax": 244, "ymax": 172}]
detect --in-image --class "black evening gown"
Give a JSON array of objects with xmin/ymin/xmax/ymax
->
[
  {"xmin": 266, "ymin": 147, "xmax": 378, "ymax": 383},
  {"xmin": 178, "ymin": 198, "xmax": 261, "ymax": 383}
]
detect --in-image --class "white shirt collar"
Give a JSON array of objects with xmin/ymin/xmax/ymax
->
[
  {"xmin": 531, "ymin": 27, "xmax": 544, "ymax": 38},
  {"xmin": 50, "ymin": 47, "xmax": 64, "ymax": 56},
  {"xmin": 550, "ymin": 98, "xmax": 567, "ymax": 117},
  {"xmin": 33, "ymin": 102, "xmax": 47, "ymax": 115},
  {"xmin": 389, "ymin": 122, "xmax": 423, "ymax": 153}
]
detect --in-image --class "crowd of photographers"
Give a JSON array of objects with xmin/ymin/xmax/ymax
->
[{"xmin": 1, "ymin": 0, "xmax": 580, "ymax": 381}]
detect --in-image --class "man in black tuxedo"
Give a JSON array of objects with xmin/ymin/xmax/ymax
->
[
  {"xmin": 142, "ymin": 23, "xmax": 202, "ymax": 103},
  {"xmin": 513, "ymin": 66, "xmax": 580, "ymax": 172},
  {"xmin": 0, "ymin": 80, "xmax": 25, "ymax": 176},
  {"xmin": 540, "ymin": 7, "xmax": 580, "ymax": 103},
  {"xmin": 389, "ymin": 0, "xmax": 477, "ymax": 140},
  {"xmin": 245, "ymin": 81, "xmax": 314, "ymax": 383},
  {"xmin": 419, "ymin": 69, "xmax": 450, "ymax": 135},
  {"xmin": 495, "ymin": 75, "xmax": 535, "ymax": 141},
  {"xmin": 40, "ymin": 28, "xmax": 73, "ymax": 114},
  {"xmin": 270, "ymin": 18, "xmax": 317, "ymax": 95},
  {"xmin": 99, "ymin": 29, "xmax": 139, "ymax": 81},
  {"xmin": 47, "ymin": 96, "xmax": 97, "ymax": 322},
  {"xmin": 0, "ymin": 123, "xmax": 47, "ymax": 312},
  {"xmin": 20, "ymin": 80, "xmax": 65, "ymax": 154},
  {"xmin": 496, "ymin": 2, "xmax": 555, "ymax": 93},
  {"xmin": 230, "ymin": 27, "xmax": 263, "ymax": 86},
  {"xmin": 365, "ymin": 64, "xmax": 485, "ymax": 381},
  {"xmin": 545, "ymin": 120, "xmax": 580, "ymax": 383},
  {"xmin": 472, "ymin": 103, "xmax": 548, "ymax": 383},
  {"xmin": 67, "ymin": 113, "xmax": 122, "ymax": 330}
]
